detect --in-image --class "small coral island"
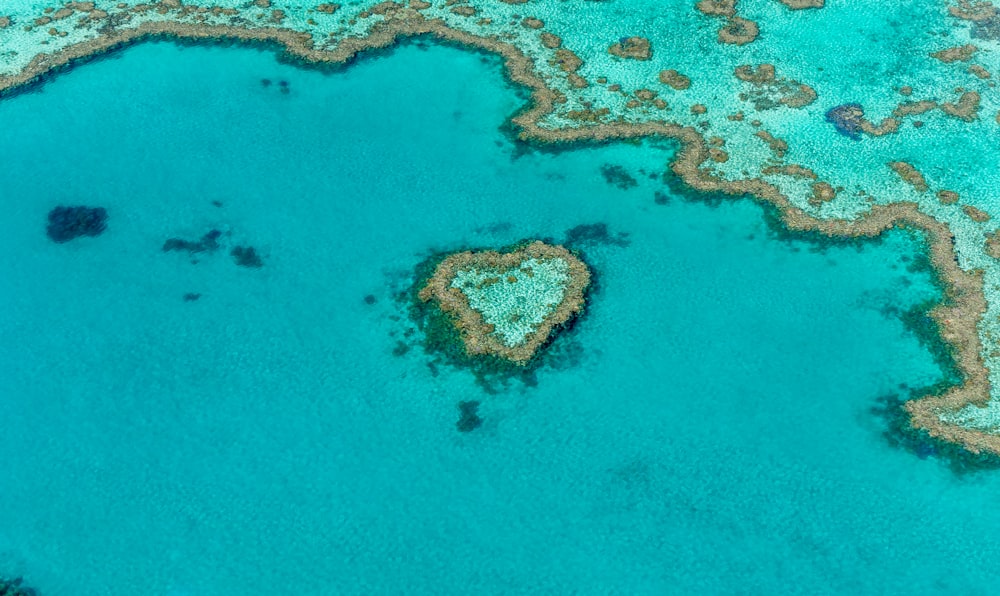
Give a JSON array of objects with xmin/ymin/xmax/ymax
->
[{"xmin": 418, "ymin": 241, "xmax": 591, "ymax": 365}]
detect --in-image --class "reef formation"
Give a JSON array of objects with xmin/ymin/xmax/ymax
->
[
  {"xmin": 418, "ymin": 241, "xmax": 590, "ymax": 365},
  {"xmin": 0, "ymin": 576, "xmax": 37, "ymax": 596},
  {"xmin": 5, "ymin": 0, "xmax": 1000, "ymax": 455},
  {"xmin": 46, "ymin": 205, "xmax": 107, "ymax": 243}
]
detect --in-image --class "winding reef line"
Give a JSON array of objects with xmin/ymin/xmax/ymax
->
[{"xmin": 0, "ymin": 10, "xmax": 993, "ymax": 454}]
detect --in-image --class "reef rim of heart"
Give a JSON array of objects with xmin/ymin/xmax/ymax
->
[{"xmin": 418, "ymin": 241, "xmax": 591, "ymax": 365}]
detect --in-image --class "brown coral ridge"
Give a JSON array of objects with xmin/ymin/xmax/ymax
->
[
  {"xmin": 694, "ymin": 1, "xmax": 759, "ymax": 45},
  {"xmin": 964, "ymin": 205, "xmax": 991, "ymax": 222},
  {"xmin": 808, "ymin": 182, "xmax": 837, "ymax": 206},
  {"xmin": 761, "ymin": 164, "xmax": 817, "ymax": 179},
  {"xmin": 734, "ymin": 64, "xmax": 817, "ymax": 110},
  {"xmin": 941, "ymin": 91, "xmax": 981, "ymax": 121},
  {"xmin": 718, "ymin": 16, "xmax": 758, "ymax": 45},
  {"xmin": 696, "ymin": 0, "xmax": 736, "ymax": 17},
  {"xmin": 777, "ymin": 0, "xmax": 823, "ymax": 8},
  {"xmin": 987, "ymin": 230, "xmax": 1000, "ymax": 259},
  {"xmin": 550, "ymin": 48, "xmax": 587, "ymax": 88},
  {"xmin": 418, "ymin": 242, "xmax": 591, "ymax": 364},
  {"xmin": 659, "ymin": 69, "xmax": 691, "ymax": 90},
  {"xmin": 608, "ymin": 36, "xmax": 652, "ymax": 60},
  {"xmin": 888, "ymin": 161, "xmax": 929, "ymax": 192},
  {"xmin": 930, "ymin": 44, "xmax": 979, "ymax": 63},
  {"xmin": 828, "ymin": 103, "xmax": 901, "ymax": 138},
  {"xmin": 0, "ymin": 4, "xmax": 994, "ymax": 454},
  {"xmin": 754, "ymin": 130, "xmax": 787, "ymax": 158},
  {"xmin": 949, "ymin": 0, "xmax": 997, "ymax": 21}
]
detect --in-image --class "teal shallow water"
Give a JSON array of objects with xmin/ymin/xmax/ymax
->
[{"xmin": 0, "ymin": 41, "xmax": 997, "ymax": 594}]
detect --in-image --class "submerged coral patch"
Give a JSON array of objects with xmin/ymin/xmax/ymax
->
[
  {"xmin": 825, "ymin": 103, "xmax": 865, "ymax": 139},
  {"xmin": 231, "ymin": 245, "xmax": 263, "ymax": 268},
  {"xmin": 162, "ymin": 229, "xmax": 222, "ymax": 254},
  {"xmin": 564, "ymin": 223, "xmax": 630, "ymax": 248},
  {"xmin": 456, "ymin": 400, "xmax": 483, "ymax": 432},
  {"xmin": 46, "ymin": 205, "xmax": 107, "ymax": 243},
  {"xmin": 600, "ymin": 164, "xmax": 638, "ymax": 189},
  {"xmin": 418, "ymin": 241, "xmax": 590, "ymax": 365},
  {"xmin": 0, "ymin": 576, "xmax": 38, "ymax": 596}
]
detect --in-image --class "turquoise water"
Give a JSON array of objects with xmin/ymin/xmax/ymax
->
[{"xmin": 1, "ymin": 40, "xmax": 998, "ymax": 593}]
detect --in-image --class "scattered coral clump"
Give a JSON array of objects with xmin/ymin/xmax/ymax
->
[
  {"xmin": 46, "ymin": 205, "xmax": 107, "ymax": 243},
  {"xmin": 608, "ymin": 36, "xmax": 652, "ymax": 60}
]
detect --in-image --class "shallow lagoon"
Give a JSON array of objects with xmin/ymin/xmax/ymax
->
[{"xmin": 0, "ymin": 40, "xmax": 998, "ymax": 594}]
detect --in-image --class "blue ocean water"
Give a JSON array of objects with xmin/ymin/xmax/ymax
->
[{"xmin": 0, "ymin": 40, "xmax": 997, "ymax": 594}]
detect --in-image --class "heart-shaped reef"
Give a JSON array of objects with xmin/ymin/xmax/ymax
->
[{"xmin": 418, "ymin": 241, "xmax": 591, "ymax": 365}]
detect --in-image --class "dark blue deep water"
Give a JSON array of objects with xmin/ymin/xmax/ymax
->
[{"xmin": 1, "ymin": 41, "xmax": 998, "ymax": 594}]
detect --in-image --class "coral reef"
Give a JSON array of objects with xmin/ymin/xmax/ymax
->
[
  {"xmin": 456, "ymin": 400, "xmax": 483, "ymax": 432},
  {"xmin": 0, "ymin": 576, "xmax": 38, "ymax": 596},
  {"xmin": 564, "ymin": 223, "xmax": 631, "ymax": 248},
  {"xmin": 888, "ymin": 162, "xmax": 929, "ymax": 192},
  {"xmin": 825, "ymin": 103, "xmax": 898, "ymax": 138},
  {"xmin": 231, "ymin": 245, "xmax": 263, "ymax": 268},
  {"xmin": 778, "ymin": 0, "xmax": 824, "ymax": 8},
  {"xmin": 600, "ymin": 164, "xmax": 638, "ymax": 190},
  {"xmin": 163, "ymin": 229, "xmax": 222, "ymax": 254},
  {"xmin": 718, "ymin": 17, "xmax": 759, "ymax": 45},
  {"xmin": 2, "ymin": 0, "xmax": 1000, "ymax": 455},
  {"xmin": 930, "ymin": 44, "xmax": 978, "ymax": 63},
  {"xmin": 825, "ymin": 103, "xmax": 865, "ymax": 139},
  {"xmin": 418, "ymin": 241, "xmax": 590, "ymax": 364},
  {"xmin": 941, "ymin": 91, "xmax": 981, "ymax": 121},
  {"xmin": 735, "ymin": 64, "xmax": 816, "ymax": 110},
  {"xmin": 608, "ymin": 36, "xmax": 652, "ymax": 60},
  {"xmin": 46, "ymin": 205, "xmax": 107, "ymax": 243},
  {"xmin": 658, "ymin": 69, "xmax": 691, "ymax": 90}
]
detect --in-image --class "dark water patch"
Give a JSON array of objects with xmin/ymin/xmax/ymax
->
[
  {"xmin": 600, "ymin": 164, "xmax": 639, "ymax": 190},
  {"xmin": 162, "ymin": 229, "xmax": 222, "ymax": 254},
  {"xmin": 825, "ymin": 103, "xmax": 864, "ymax": 140},
  {"xmin": 456, "ymin": 400, "xmax": 483, "ymax": 432},
  {"xmin": 564, "ymin": 223, "xmax": 630, "ymax": 248},
  {"xmin": 972, "ymin": 17, "xmax": 1000, "ymax": 40},
  {"xmin": 0, "ymin": 576, "xmax": 39, "ymax": 596},
  {"xmin": 231, "ymin": 245, "xmax": 263, "ymax": 268},
  {"xmin": 653, "ymin": 190, "xmax": 670, "ymax": 205},
  {"xmin": 183, "ymin": 292, "xmax": 201, "ymax": 302},
  {"xmin": 211, "ymin": 200, "xmax": 223, "ymax": 208},
  {"xmin": 363, "ymin": 294, "xmax": 377, "ymax": 305},
  {"xmin": 473, "ymin": 221, "xmax": 514, "ymax": 236},
  {"xmin": 46, "ymin": 205, "xmax": 107, "ymax": 243},
  {"xmin": 260, "ymin": 78, "xmax": 271, "ymax": 87}
]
